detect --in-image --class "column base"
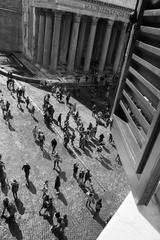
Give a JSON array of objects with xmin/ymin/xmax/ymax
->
[
  {"xmin": 40, "ymin": 67, "xmax": 48, "ymax": 73},
  {"xmin": 35, "ymin": 63, "xmax": 41, "ymax": 68}
]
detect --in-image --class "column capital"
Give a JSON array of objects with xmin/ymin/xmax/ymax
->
[
  {"xmin": 91, "ymin": 17, "xmax": 98, "ymax": 25},
  {"xmin": 44, "ymin": 9, "xmax": 52, "ymax": 16},
  {"xmin": 52, "ymin": 10, "xmax": 62, "ymax": 20},
  {"xmin": 39, "ymin": 8, "xmax": 45, "ymax": 15},
  {"xmin": 65, "ymin": 12, "xmax": 72, "ymax": 18},
  {"xmin": 74, "ymin": 14, "xmax": 81, "ymax": 23},
  {"xmin": 107, "ymin": 19, "xmax": 114, "ymax": 27},
  {"xmin": 123, "ymin": 22, "xmax": 128, "ymax": 29}
]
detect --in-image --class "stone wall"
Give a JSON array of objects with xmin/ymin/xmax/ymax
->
[{"xmin": 0, "ymin": 0, "xmax": 22, "ymax": 52}]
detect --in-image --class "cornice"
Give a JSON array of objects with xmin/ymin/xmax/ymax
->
[{"xmin": 80, "ymin": 0, "xmax": 133, "ymax": 12}]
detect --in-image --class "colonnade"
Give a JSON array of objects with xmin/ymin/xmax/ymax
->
[{"xmin": 35, "ymin": 8, "xmax": 127, "ymax": 74}]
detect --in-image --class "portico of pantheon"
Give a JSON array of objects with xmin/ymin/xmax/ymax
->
[{"xmin": 22, "ymin": 0, "xmax": 134, "ymax": 75}]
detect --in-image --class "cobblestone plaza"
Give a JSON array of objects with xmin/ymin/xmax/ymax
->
[{"xmin": 0, "ymin": 75, "xmax": 129, "ymax": 239}]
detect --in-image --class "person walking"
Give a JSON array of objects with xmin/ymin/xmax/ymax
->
[
  {"xmin": 11, "ymin": 179, "xmax": 19, "ymax": 200},
  {"xmin": 51, "ymin": 138, "xmax": 57, "ymax": 154},
  {"xmin": 57, "ymin": 113, "xmax": 62, "ymax": 127},
  {"xmin": 26, "ymin": 96, "xmax": 30, "ymax": 109},
  {"xmin": 6, "ymin": 101, "xmax": 10, "ymax": 112},
  {"xmin": 78, "ymin": 170, "xmax": 85, "ymax": 186},
  {"xmin": 66, "ymin": 92, "xmax": 70, "ymax": 105},
  {"xmin": 86, "ymin": 192, "xmax": 94, "ymax": 208},
  {"xmin": 41, "ymin": 180, "xmax": 49, "ymax": 198},
  {"xmin": 59, "ymin": 214, "xmax": 68, "ymax": 233},
  {"xmin": 21, "ymin": 86, "xmax": 25, "ymax": 99},
  {"xmin": 99, "ymin": 133, "xmax": 104, "ymax": 144},
  {"xmin": 93, "ymin": 199, "xmax": 102, "ymax": 219},
  {"xmin": 38, "ymin": 131, "xmax": 45, "ymax": 150},
  {"xmin": 17, "ymin": 95, "xmax": 21, "ymax": 109},
  {"xmin": 53, "ymin": 152, "xmax": 61, "ymax": 172},
  {"xmin": 1, "ymin": 197, "xmax": 16, "ymax": 221},
  {"xmin": 22, "ymin": 162, "xmax": 31, "ymax": 182},
  {"xmin": 73, "ymin": 163, "xmax": 79, "ymax": 178},
  {"xmin": 31, "ymin": 106, "xmax": 35, "ymax": 117},
  {"xmin": 84, "ymin": 170, "xmax": 92, "ymax": 184},
  {"xmin": 54, "ymin": 175, "xmax": 61, "ymax": 195},
  {"xmin": 71, "ymin": 130, "xmax": 76, "ymax": 146},
  {"xmin": 109, "ymin": 133, "xmax": 113, "ymax": 143},
  {"xmin": 39, "ymin": 194, "xmax": 50, "ymax": 215},
  {"xmin": 92, "ymin": 104, "xmax": 96, "ymax": 117}
]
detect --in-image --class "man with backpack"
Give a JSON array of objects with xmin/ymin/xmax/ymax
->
[
  {"xmin": 11, "ymin": 179, "xmax": 19, "ymax": 200},
  {"xmin": 93, "ymin": 199, "xmax": 102, "ymax": 219}
]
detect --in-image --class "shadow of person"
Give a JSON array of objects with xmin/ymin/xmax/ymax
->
[
  {"xmin": 32, "ymin": 115, "xmax": 39, "ymax": 122},
  {"xmin": 94, "ymin": 214, "xmax": 106, "ymax": 228},
  {"xmin": 1, "ymin": 174, "xmax": 9, "ymax": 196},
  {"xmin": 67, "ymin": 147, "xmax": 76, "ymax": 159},
  {"xmin": 43, "ymin": 149, "xmax": 51, "ymax": 160},
  {"xmin": 58, "ymin": 171, "xmax": 67, "ymax": 182},
  {"xmin": 91, "ymin": 138, "xmax": 99, "ymax": 146},
  {"xmin": 46, "ymin": 123, "xmax": 55, "ymax": 133},
  {"xmin": 52, "ymin": 118, "xmax": 58, "ymax": 126},
  {"xmin": 85, "ymin": 143, "xmax": 93, "ymax": 152},
  {"xmin": 101, "ymin": 156, "xmax": 113, "ymax": 171},
  {"xmin": 87, "ymin": 140, "xmax": 95, "ymax": 148},
  {"xmin": 73, "ymin": 146, "xmax": 82, "ymax": 156},
  {"xmin": 27, "ymin": 107, "xmax": 32, "ymax": 113},
  {"xmin": 68, "ymin": 125, "xmax": 74, "ymax": 131},
  {"xmin": 7, "ymin": 217, "xmax": 23, "ymax": 240},
  {"xmin": 15, "ymin": 198, "xmax": 25, "ymax": 215},
  {"xmin": 8, "ymin": 123, "xmax": 16, "ymax": 131},
  {"xmin": 19, "ymin": 107, "xmax": 24, "ymax": 113},
  {"xmin": 83, "ymin": 148, "xmax": 92, "ymax": 158},
  {"xmin": 102, "ymin": 145, "xmax": 110, "ymax": 153},
  {"xmin": 58, "ymin": 192, "xmax": 68, "ymax": 206},
  {"xmin": 26, "ymin": 180, "xmax": 37, "ymax": 194}
]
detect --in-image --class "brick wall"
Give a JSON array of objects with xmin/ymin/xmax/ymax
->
[{"xmin": 0, "ymin": 0, "xmax": 22, "ymax": 52}]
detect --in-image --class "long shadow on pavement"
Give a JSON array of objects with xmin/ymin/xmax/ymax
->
[
  {"xmin": 87, "ymin": 206, "xmax": 106, "ymax": 228},
  {"xmin": 6, "ymin": 218, "xmax": 23, "ymax": 240},
  {"xmin": 58, "ymin": 192, "xmax": 68, "ymax": 206},
  {"xmin": 73, "ymin": 146, "xmax": 82, "ymax": 156},
  {"xmin": 58, "ymin": 170, "xmax": 67, "ymax": 182},
  {"xmin": 26, "ymin": 180, "xmax": 37, "ymax": 194},
  {"xmin": 103, "ymin": 145, "xmax": 110, "ymax": 153},
  {"xmin": 91, "ymin": 138, "xmax": 99, "ymax": 146},
  {"xmin": 15, "ymin": 198, "xmax": 25, "ymax": 215},
  {"xmin": 100, "ymin": 156, "xmax": 113, "ymax": 171},
  {"xmin": 9, "ymin": 123, "xmax": 16, "ymax": 131},
  {"xmin": 66, "ymin": 147, "xmax": 76, "ymax": 159},
  {"xmin": 83, "ymin": 148, "xmax": 92, "ymax": 158},
  {"xmin": 43, "ymin": 149, "xmax": 51, "ymax": 160},
  {"xmin": 1, "ymin": 177, "xmax": 10, "ymax": 196}
]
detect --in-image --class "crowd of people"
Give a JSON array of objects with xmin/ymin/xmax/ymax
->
[{"xmin": 0, "ymin": 71, "xmax": 118, "ymax": 238}]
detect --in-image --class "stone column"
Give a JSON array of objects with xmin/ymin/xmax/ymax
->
[
  {"xmin": 106, "ymin": 22, "xmax": 118, "ymax": 65},
  {"xmin": 43, "ymin": 10, "xmax": 53, "ymax": 68},
  {"xmin": 116, "ymin": 23, "xmax": 129, "ymax": 72},
  {"xmin": 50, "ymin": 11, "xmax": 62, "ymax": 72},
  {"xmin": 84, "ymin": 17, "xmax": 98, "ymax": 72},
  {"xmin": 75, "ymin": 16, "xmax": 87, "ymax": 68},
  {"xmin": 98, "ymin": 19, "xmax": 114, "ymax": 73},
  {"xmin": 34, "ymin": 8, "xmax": 41, "ymax": 62},
  {"xmin": 67, "ymin": 14, "xmax": 81, "ymax": 72},
  {"xmin": 37, "ymin": 10, "xmax": 46, "ymax": 65},
  {"xmin": 59, "ymin": 13, "xmax": 72, "ymax": 64},
  {"xmin": 113, "ymin": 22, "xmax": 127, "ymax": 73}
]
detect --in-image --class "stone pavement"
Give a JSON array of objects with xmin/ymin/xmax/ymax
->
[{"xmin": 0, "ymin": 75, "xmax": 130, "ymax": 240}]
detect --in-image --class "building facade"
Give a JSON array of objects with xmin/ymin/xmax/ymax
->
[
  {"xmin": 0, "ymin": 0, "xmax": 22, "ymax": 52},
  {"xmin": 22, "ymin": 0, "xmax": 134, "ymax": 74}
]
